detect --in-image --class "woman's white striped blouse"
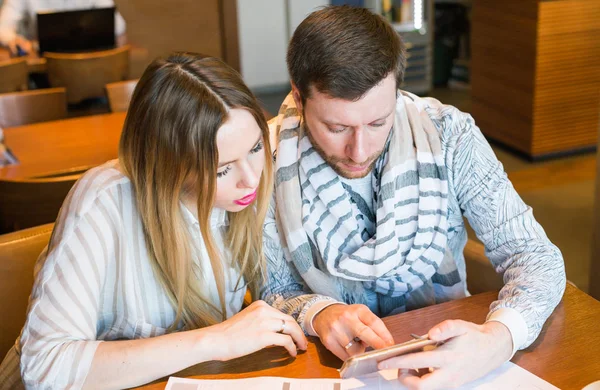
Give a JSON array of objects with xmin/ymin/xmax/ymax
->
[{"xmin": 0, "ymin": 160, "xmax": 245, "ymax": 389}]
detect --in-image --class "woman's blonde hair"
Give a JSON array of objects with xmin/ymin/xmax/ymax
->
[{"xmin": 119, "ymin": 53, "xmax": 273, "ymax": 330}]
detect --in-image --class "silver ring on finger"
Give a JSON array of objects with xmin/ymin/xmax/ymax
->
[
  {"xmin": 277, "ymin": 319, "xmax": 286, "ymax": 334},
  {"xmin": 344, "ymin": 336, "xmax": 361, "ymax": 350}
]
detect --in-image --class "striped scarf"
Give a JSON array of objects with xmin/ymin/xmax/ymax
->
[{"xmin": 272, "ymin": 92, "xmax": 458, "ymax": 299}]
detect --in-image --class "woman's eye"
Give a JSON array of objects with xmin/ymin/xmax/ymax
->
[
  {"xmin": 217, "ymin": 166, "xmax": 231, "ymax": 178},
  {"xmin": 250, "ymin": 140, "xmax": 264, "ymax": 154},
  {"xmin": 330, "ymin": 127, "xmax": 347, "ymax": 134}
]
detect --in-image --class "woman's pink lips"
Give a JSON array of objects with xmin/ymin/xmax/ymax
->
[{"xmin": 234, "ymin": 190, "xmax": 257, "ymax": 206}]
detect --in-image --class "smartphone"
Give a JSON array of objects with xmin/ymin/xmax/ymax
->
[{"xmin": 339, "ymin": 337, "xmax": 438, "ymax": 379}]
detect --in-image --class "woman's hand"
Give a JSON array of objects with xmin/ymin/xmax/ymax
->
[{"xmin": 206, "ymin": 300, "xmax": 308, "ymax": 361}]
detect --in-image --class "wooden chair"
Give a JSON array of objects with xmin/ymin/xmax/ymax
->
[
  {"xmin": 0, "ymin": 223, "xmax": 54, "ymax": 359},
  {"xmin": 0, "ymin": 58, "xmax": 28, "ymax": 94},
  {"xmin": 0, "ymin": 170, "xmax": 85, "ymax": 234},
  {"xmin": 590, "ymin": 116, "xmax": 600, "ymax": 300},
  {"xmin": 105, "ymin": 79, "xmax": 138, "ymax": 112},
  {"xmin": 463, "ymin": 238, "xmax": 579, "ymax": 294},
  {"xmin": 0, "ymin": 88, "xmax": 67, "ymax": 128},
  {"xmin": 44, "ymin": 46, "xmax": 130, "ymax": 104},
  {"xmin": 464, "ymin": 239, "xmax": 504, "ymax": 294}
]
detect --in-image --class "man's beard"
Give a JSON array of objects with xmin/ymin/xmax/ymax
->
[{"xmin": 303, "ymin": 119, "xmax": 384, "ymax": 179}]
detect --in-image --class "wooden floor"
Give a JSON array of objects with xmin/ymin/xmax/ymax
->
[{"xmin": 508, "ymin": 153, "xmax": 596, "ymax": 193}]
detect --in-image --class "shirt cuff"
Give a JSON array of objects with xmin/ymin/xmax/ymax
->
[
  {"xmin": 303, "ymin": 301, "xmax": 346, "ymax": 337},
  {"xmin": 486, "ymin": 307, "xmax": 528, "ymax": 358}
]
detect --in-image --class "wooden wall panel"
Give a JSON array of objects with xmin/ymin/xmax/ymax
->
[
  {"xmin": 114, "ymin": 0, "xmax": 240, "ymax": 77},
  {"xmin": 221, "ymin": 0, "xmax": 240, "ymax": 72},
  {"xmin": 470, "ymin": 101, "xmax": 532, "ymax": 155},
  {"xmin": 537, "ymin": 0, "xmax": 600, "ymax": 37},
  {"xmin": 471, "ymin": 74, "xmax": 534, "ymax": 123},
  {"xmin": 472, "ymin": 0, "xmax": 600, "ymax": 159},
  {"xmin": 532, "ymin": 0, "xmax": 600, "ymax": 156},
  {"xmin": 470, "ymin": 1, "xmax": 537, "ymax": 154}
]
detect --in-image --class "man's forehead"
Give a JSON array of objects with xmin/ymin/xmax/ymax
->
[
  {"xmin": 306, "ymin": 73, "xmax": 396, "ymax": 100},
  {"xmin": 306, "ymin": 86, "xmax": 396, "ymax": 123}
]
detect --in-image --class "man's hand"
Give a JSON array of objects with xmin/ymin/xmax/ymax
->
[
  {"xmin": 378, "ymin": 320, "xmax": 513, "ymax": 390},
  {"xmin": 313, "ymin": 304, "xmax": 395, "ymax": 360}
]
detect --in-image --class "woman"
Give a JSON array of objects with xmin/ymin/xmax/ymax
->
[{"xmin": 0, "ymin": 53, "xmax": 306, "ymax": 389}]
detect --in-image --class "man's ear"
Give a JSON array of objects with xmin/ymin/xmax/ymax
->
[{"xmin": 290, "ymin": 82, "xmax": 303, "ymax": 112}]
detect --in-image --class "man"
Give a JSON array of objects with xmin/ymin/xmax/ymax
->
[
  {"xmin": 261, "ymin": 5, "xmax": 565, "ymax": 388},
  {"xmin": 0, "ymin": 0, "xmax": 126, "ymax": 56}
]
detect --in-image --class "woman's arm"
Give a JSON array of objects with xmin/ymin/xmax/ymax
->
[
  {"xmin": 83, "ymin": 328, "xmax": 210, "ymax": 389},
  {"xmin": 83, "ymin": 301, "xmax": 307, "ymax": 390}
]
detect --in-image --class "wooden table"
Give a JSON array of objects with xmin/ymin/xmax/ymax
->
[
  {"xmin": 137, "ymin": 284, "xmax": 600, "ymax": 390},
  {"xmin": 0, "ymin": 112, "xmax": 125, "ymax": 180}
]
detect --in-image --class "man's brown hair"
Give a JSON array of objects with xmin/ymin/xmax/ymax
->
[{"xmin": 287, "ymin": 5, "xmax": 406, "ymax": 103}]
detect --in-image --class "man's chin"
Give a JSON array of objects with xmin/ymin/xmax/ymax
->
[{"xmin": 334, "ymin": 163, "xmax": 372, "ymax": 179}]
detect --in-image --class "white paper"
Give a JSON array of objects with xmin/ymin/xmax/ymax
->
[{"xmin": 165, "ymin": 362, "xmax": 559, "ymax": 390}]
